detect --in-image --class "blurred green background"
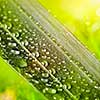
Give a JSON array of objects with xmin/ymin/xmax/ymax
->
[{"xmin": 39, "ymin": 0, "xmax": 100, "ymax": 59}]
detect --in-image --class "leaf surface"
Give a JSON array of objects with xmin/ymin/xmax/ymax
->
[{"xmin": 0, "ymin": 0, "xmax": 100, "ymax": 100}]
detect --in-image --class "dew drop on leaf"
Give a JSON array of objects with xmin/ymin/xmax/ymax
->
[
  {"xmin": 41, "ymin": 78, "xmax": 48, "ymax": 83},
  {"xmin": 25, "ymin": 72, "xmax": 33, "ymax": 78},
  {"xmin": 42, "ymin": 72, "xmax": 49, "ymax": 78},
  {"xmin": 44, "ymin": 88, "xmax": 56, "ymax": 94},
  {"xmin": 41, "ymin": 60, "xmax": 49, "ymax": 67},
  {"xmin": 35, "ymin": 51, "xmax": 40, "ymax": 58},
  {"xmin": 53, "ymin": 94, "xmax": 65, "ymax": 100}
]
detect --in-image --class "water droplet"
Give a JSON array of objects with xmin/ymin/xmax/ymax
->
[
  {"xmin": 4, "ymin": 24, "xmax": 7, "ymax": 29},
  {"xmin": 32, "ymin": 52, "xmax": 35, "ymax": 56},
  {"xmin": 24, "ymin": 40, "xmax": 29, "ymax": 46},
  {"xmin": 54, "ymin": 56, "xmax": 57, "ymax": 59},
  {"xmin": 86, "ymin": 89, "xmax": 90, "ymax": 93},
  {"xmin": 43, "ymin": 88, "xmax": 46, "ymax": 93},
  {"xmin": 3, "ymin": 16, "xmax": 7, "ymax": 19},
  {"xmin": 8, "ymin": 42, "xmax": 17, "ymax": 47},
  {"xmin": 52, "ymin": 68, "xmax": 56, "ymax": 74},
  {"xmin": 34, "ymin": 67, "xmax": 40, "ymax": 72},
  {"xmin": 68, "ymin": 76, "xmax": 73, "ymax": 80},
  {"xmin": 5, "ymin": 22, "xmax": 12, "ymax": 29},
  {"xmin": 11, "ymin": 50, "xmax": 14, "ymax": 53},
  {"xmin": 2, "ymin": 5, "xmax": 6, "ymax": 8},
  {"xmin": 43, "ymin": 43, "xmax": 46, "ymax": 47},
  {"xmin": 36, "ymin": 22, "xmax": 39, "ymax": 25},
  {"xmin": 70, "ymin": 60, "xmax": 73, "ymax": 63},
  {"xmin": 46, "ymin": 51, "xmax": 49, "ymax": 55},
  {"xmin": 45, "ymin": 88, "xmax": 56, "ymax": 94},
  {"xmin": 67, "ymin": 83, "xmax": 71, "ymax": 89},
  {"xmin": 84, "ymin": 83, "xmax": 88, "ymax": 87},
  {"xmin": 0, "ymin": 37, "xmax": 1, "ymax": 41},
  {"xmin": 41, "ymin": 60, "xmax": 49, "ymax": 67},
  {"xmin": 77, "ymin": 86, "xmax": 80, "ymax": 89},
  {"xmin": 81, "ymin": 88, "xmax": 85, "ymax": 92},
  {"xmin": 62, "ymin": 60, "xmax": 66, "ymax": 64},
  {"xmin": 8, "ymin": 18, "xmax": 12, "ymax": 21},
  {"xmin": 53, "ymin": 94, "xmax": 64, "ymax": 100},
  {"xmin": 85, "ymin": 97, "xmax": 89, "ymax": 100},
  {"xmin": 35, "ymin": 51, "xmax": 40, "ymax": 58},
  {"xmin": 63, "ymin": 84, "xmax": 67, "ymax": 89},
  {"xmin": 19, "ymin": 29, "xmax": 22, "ymax": 33},
  {"xmin": 42, "ymin": 48, "xmax": 46, "ymax": 52},
  {"xmin": 72, "ymin": 80, "xmax": 76, "ymax": 84},
  {"xmin": 41, "ymin": 78, "xmax": 48, "ymax": 83},
  {"xmin": 8, "ymin": 10, "xmax": 12, "ymax": 14},
  {"xmin": 42, "ymin": 73, "xmax": 49, "ymax": 78},
  {"xmin": 25, "ymin": 72, "xmax": 32, "ymax": 78},
  {"xmin": 21, "ymin": 41, "xmax": 25, "ymax": 45},
  {"xmin": 31, "ymin": 79, "xmax": 39, "ymax": 84},
  {"xmin": 14, "ymin": 18, "xmax": 19, "ymax": 22},
  {"xmin": 59, "ymin": 88, "xmax": 63, "ymax": 92},
  {"xmin": 94, "ymin": 85, "xmax": 99, "ymax": 89},
  {"xmin": 15, "ymin": 50, "xmax": 20, "ymax": 55}
]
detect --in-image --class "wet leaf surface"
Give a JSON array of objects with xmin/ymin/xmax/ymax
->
[{"xmin": 0, "ymin": 0, "xmax": 100, "ymax": 100}]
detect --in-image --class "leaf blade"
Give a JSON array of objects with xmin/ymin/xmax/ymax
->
[{"xmin": 0, "ymin": 0, "xmax": 100, "ymax": 100}]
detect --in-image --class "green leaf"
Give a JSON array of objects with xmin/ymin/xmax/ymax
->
[{"xmin": 0, "ymin": 0, "xmax": 100, "ymax": 99}]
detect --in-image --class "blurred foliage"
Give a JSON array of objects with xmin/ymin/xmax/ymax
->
[{"xmin": 39, "ymin": 0, "xmax": 100, "ymax": 59}]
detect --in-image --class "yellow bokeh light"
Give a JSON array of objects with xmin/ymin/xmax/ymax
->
[
  {"xmin": 60, "ymin": 0, "xmax": 100, "ymax": 19},
  {"xmin": 96, "ymin": 8, "xmax": 100, "ymax": 16}
]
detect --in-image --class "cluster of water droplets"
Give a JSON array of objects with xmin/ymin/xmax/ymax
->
[{"xmin": 0, "ymin": 0, "xmax": 100, "ymax": 99}]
